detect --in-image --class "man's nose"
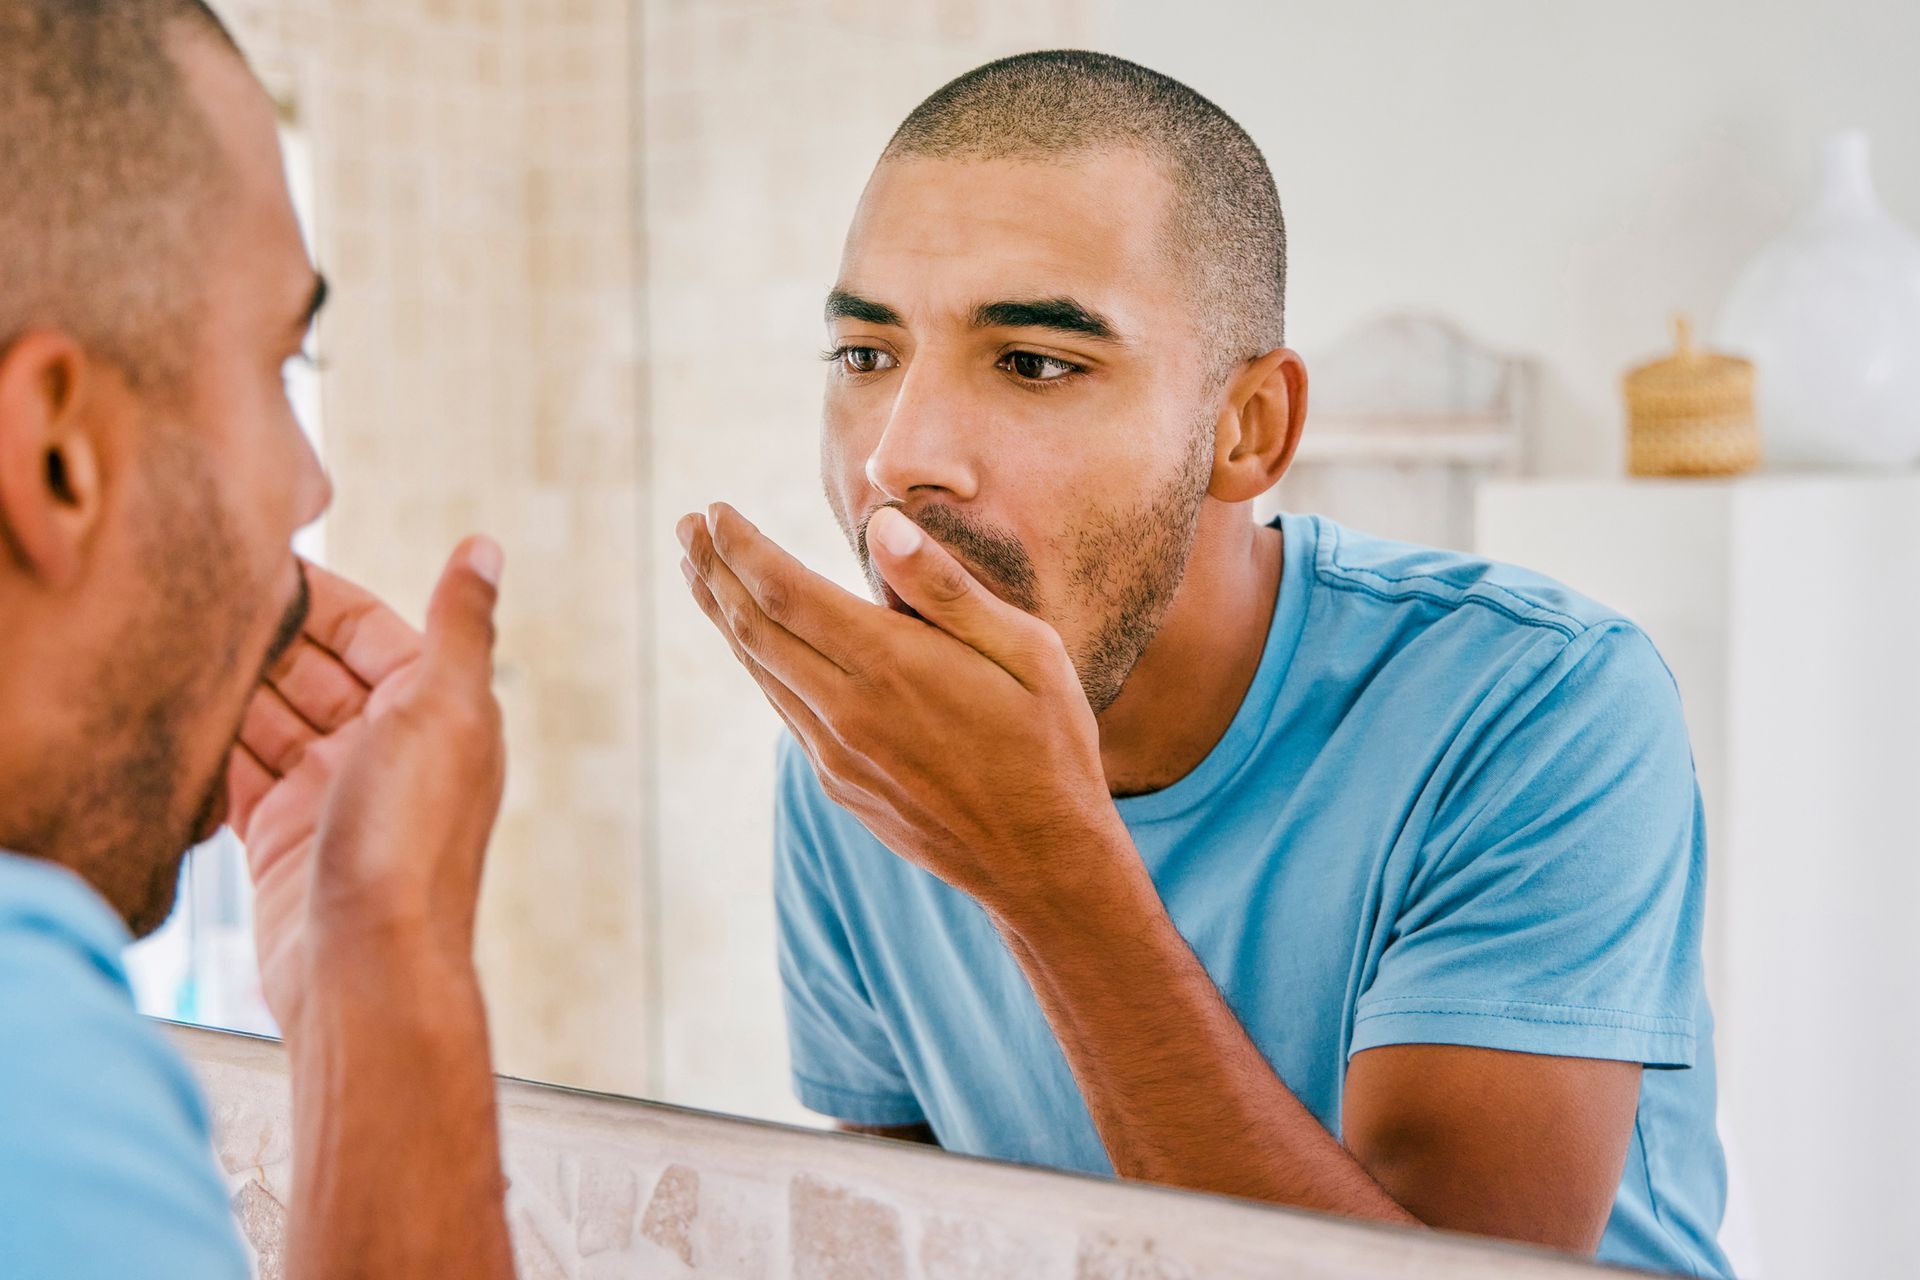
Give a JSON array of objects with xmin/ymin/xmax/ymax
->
[{"xmin": 862, "ymin": 363, "xmax": 980, "ymax": 504}]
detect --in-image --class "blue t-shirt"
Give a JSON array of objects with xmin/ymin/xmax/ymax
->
[
  {"xmin": 0, "ymin": 851, "xmax": 249, "ymax": 1279},
  {"xmin": 775, "ymin": 512, "xmax": 1731, "ymax": 1278}
]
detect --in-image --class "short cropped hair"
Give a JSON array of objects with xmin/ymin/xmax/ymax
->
[
  {"xmin": 0, "ymin": 0, "xmax": 241, "ymax": 392},
  {"xmin": 885, "ymin": 50, "xmax": 1287, "ymax": 373}
]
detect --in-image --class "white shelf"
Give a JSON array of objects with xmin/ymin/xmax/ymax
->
[{"xmin": 1476, "ymin": 471, "xmax": 1920, "ymax": 1280}]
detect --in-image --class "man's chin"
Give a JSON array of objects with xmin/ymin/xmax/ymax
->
[
  {"xmin": 192, "ymin": 784, "xmax": 230, "ymax": 845},
  {"xmin": 124, "ymin": 849, "xmax": 189, "ymax": 940}
]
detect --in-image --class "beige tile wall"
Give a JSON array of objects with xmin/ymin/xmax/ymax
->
[{"xmin": 215, "ymin": 0, "xmax": 653, "ymax": 1097}]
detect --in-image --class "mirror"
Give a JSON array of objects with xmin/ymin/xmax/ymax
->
[{"xmin": 129, "ymin": 4, "xmax": 1920, "ymax": 1278}]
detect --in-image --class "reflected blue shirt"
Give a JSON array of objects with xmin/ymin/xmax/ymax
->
[
  {"xmin": 775, "ymin": 512, "xmax": 1731, "ymax": 1278},
  {"xmin": 0, "ymin": 851, "xmax": 248, "ymax": 1279}
]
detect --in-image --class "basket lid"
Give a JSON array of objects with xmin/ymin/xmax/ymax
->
[{"xmin": 1625, "ymin": 314, "xmax": 1752, "ymax": 393}]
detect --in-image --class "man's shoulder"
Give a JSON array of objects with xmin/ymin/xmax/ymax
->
[
  {"xmin": 0, "ymin": 854, "xmax": 247, "ymax": 1278},
  {"xmin": 1290, "ymin": 517, "xmax": 1684, "ymax": 739},
  {"xmin": 0, "ymin": 853, "xmax": 143, "ymax": 1049},
  {"xmin": 773, "ymin": 732, "xmax": 880, "ymax": 866},
  {"xmin": 0, "ymin": 850, "xmax": 132, "ymax": 968},
  {"xmin": 772, "ymin": 733, "xmax": 935, "ymax": 919},
  {"xmin": 774, "ymin": 731, "xmax": 870, "ymax": 832},
  {"xmin": 0, "ymin": 854, "xmax": 209, "ymax": 1144},
  {"xmin": 773, "ymin": 730, "xmax": 823, "ymax": 823},
  {"xmin": 1304, "ymin": 517, "xmax": 1631, "ymax": 642}
]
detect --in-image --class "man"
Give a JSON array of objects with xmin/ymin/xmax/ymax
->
[
  {"xmin": 680, "ymin": 50, "xmax": 1731, "ymax": 1277},
  {"xmin": 0, "ymin": 3, "xmax": 514, "ymax": 1275}
]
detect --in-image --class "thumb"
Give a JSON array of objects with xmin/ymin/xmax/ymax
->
[
  {"xmin": 867, "ymin": 506, "xmax": 1052, "ymax": 680},
  {"xmin": 421, "ymin": 534, "xmax": 504, "ymax": 691}
]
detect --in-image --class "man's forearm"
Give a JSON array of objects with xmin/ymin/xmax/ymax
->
[
  {"xmin": 992, "ymin": 826, "xmax": 1419, "ymax": 1224},
  {"xmin": 287, "ymin": 953, "xmax": 514, "ymax": 1279}
]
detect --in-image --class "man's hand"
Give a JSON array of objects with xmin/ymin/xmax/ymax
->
[
  {"xmin": 679, "ymin": 502, "xmax": 1124, "ymax": 916},
  {"xmin": 229, "ymin": 539, "xmax": 505, "ymax": 1034},
  {"xmin": 225, "ymin": 538, "xmax": 515, "ymax": 1280}
]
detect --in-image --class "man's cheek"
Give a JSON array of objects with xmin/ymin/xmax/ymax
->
[
  {"xmin": 819, "ymin": 426, "xmax": 865, "ymax": 483},
  {"xmin": 818, "ymin": 448, "xmax": 870, "ymax": 545}
]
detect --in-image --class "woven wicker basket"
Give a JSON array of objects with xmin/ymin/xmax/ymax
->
[{"xmin": 1624, "ymin": 315, "xmax": 1760, "ymax": 477}]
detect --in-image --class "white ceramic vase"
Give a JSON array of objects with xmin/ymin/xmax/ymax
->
[{"xmin": 1715, "ymin": 130, "xmax": 1920, "ymax": 469}]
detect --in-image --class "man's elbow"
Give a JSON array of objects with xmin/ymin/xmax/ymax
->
[{"xmin": 836, "ymin": 1120, "xmax": 941, "ymax": 1146}]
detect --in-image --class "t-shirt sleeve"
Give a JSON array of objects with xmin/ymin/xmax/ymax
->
[
  {"xmin": 0, "ymin": 928, "xmax": 251, "ymax": 1280},
  {"xmin": 772, "ymin": 736, "xmax": 926, "ymax": 1127},
  {"xmin": 1351, "ymin": 622, "xmax": 1706, "ymax": 1069}
]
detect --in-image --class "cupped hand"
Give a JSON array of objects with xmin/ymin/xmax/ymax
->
[
  {"xmin": 679, "ymin": 503, "xmax": 1123, "ymax": 917},
  {"xmin": 227, "ymin": 538, "xmax": 506, "ymax": 1037}
]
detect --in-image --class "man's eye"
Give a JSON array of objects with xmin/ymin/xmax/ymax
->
[
  {"xmin": 833, "ymin": 346, "xmax": 896, "ymax": 375},
  {"xmin": 999, "ymin": 351, "xmax": 1079, "ymax": 382}
]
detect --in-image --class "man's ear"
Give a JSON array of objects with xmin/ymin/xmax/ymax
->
[
  {"xmin": 1208, "ymin": 347, "xmax": 1308, "ymax": 505},
  {"xmin": 0, "ymin": 332, "xmax": 107, "ymax": 588}
]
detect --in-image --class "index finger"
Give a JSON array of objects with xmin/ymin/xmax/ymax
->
[
  {"xmin": 694, "ymin": 504, "xmax": 890, "ymax": 674},
  {"xmin": 866, "ymin": 505, "xmax": 1061, "ymax": 686},
  {"xmin": 294, "ymin": 558, "xmax": 425, "ymax": 689}
]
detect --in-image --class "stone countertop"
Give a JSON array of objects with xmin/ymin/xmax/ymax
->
[{"xmin": 172, "ymin": 1021, "xmax": 1648, "ymax": 1280}]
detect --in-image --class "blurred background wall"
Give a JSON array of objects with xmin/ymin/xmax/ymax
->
[
  {"xmin": 206, "ymin": 0, "xmax": 654, "ymax": 1096},
  {"xmin": 1106, "ymin": 0, "xmax": 1920, "ymax": 475}
]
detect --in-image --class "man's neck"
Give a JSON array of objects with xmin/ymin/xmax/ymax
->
[{"xmin": 1096, "ymin": 506, "xmax": 1284, "ymax": 797}]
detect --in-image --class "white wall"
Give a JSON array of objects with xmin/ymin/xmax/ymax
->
[{"xmin": 1097, "ymin": 0, "xmax": 1920, "ymax": 475}]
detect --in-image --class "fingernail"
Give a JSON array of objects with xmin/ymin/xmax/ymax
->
[
  {"xmin": 676, "ymin": 518, "xmax": 694, "ymax": 553},
  {"xmin": 680, "ymin": 557, "xmax": 697, "ymax": 587},
  {"xmin": 469, "ymin": 536, "xmax": 504, "ymax": 588},
  {"xmin": 871, "ymin": 506, "xmax": 922, "ymax": 557}
]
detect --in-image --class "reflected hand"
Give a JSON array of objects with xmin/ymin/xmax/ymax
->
[
  {"xmin": 679, "ymin": 503, "xmax": 1125, "ymax": 918},
  {"xmin": 227, "ymin": 539, "xmax": 507, "ymax": 1036}
]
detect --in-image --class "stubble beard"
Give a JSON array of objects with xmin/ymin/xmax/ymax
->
[{"xmin": 835, "ymin": 409, "xmax": 1215, "ymax": 716}]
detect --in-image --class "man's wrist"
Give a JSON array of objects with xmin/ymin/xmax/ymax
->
[
  {"xmin": 281, "ymin": 926, "xmax": 510, "ymax": 1280},
  {"xmin": 290, "ymin": 929, "xmax": 487, "ymax": 1043},
  {"xmin": 987, "ymin": 807, "xmax": 1162, "ymax": 948}
]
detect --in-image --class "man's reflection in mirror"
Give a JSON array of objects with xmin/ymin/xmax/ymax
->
[{"xmin": 679, "ymin": 51, "xmax": 1730, "ymax": 1277}]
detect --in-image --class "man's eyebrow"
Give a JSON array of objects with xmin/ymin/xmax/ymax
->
[
  {"xmin": 972, "ymin": 297, "xmax": 1123, "ymax": 344},
  {"xmin": 824, "ymin": 288, "xmax": 1126, "ymax": 345},
  {"xmin": 296, "ymin": 272, "xmax": 329, "ymax": 335},
  {"xmin": 825, "ymin": 288, "xmax": 903, "ymax": 327}
]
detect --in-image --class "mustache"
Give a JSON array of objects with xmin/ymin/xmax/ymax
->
[
  {"xmin": 260, "ymin": 562, "xmax": 312, "ymax": 676},
  {"xmin": 857, "ymin": 502, "xmax": 1040, "ymax": 614}
]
